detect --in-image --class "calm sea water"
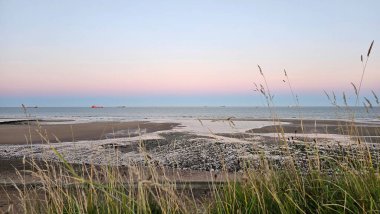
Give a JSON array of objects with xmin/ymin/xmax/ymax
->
[{"xmin": 0, "ymin": 107, "xmax": 379, "ymax": 123}]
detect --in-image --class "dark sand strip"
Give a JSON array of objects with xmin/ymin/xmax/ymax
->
[
  {"xmin": 246, "ymin": 119, "xmax": 380, "ymax": 137},
  {"xmin": 0, "ymin": 121, "xmax": 179, "ymax": 145}
]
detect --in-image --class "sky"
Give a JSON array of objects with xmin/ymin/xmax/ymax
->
[{"xmin": 0, "ymin": 0, "xmax": 379, "ymax": 107}]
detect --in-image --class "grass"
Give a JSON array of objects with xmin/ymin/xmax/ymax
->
[
  {"xmin": 2, "ymin": 41, "xmax": 380, "ymax": 213},
  {"xmin": 210, "ymin": 158, "xmax": 380, "ymax": 213}
]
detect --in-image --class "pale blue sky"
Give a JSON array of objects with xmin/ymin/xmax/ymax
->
[{"xmin": 0, "ymin": 0, "xmax": 379, "ymax": 106}]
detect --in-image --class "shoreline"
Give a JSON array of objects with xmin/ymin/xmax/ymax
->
[{"xmin": 1, "ymin": 118, "xmax": 378, "ymax": 146}]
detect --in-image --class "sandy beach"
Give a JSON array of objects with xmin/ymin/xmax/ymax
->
[
  {"xmin": 2, "ymin": 118, "xmax": 379, "ymax": 145},
  {"xmin": 1, "ymin": 118, "xmax": 379, "ymax": 171},
  {"xmin": 1, "ymin": 118, "xmax": 380, "ymax": 212}
]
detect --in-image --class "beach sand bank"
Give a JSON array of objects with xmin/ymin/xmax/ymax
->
[
  {"xmin": 0, "ymin": 120, "xmax": 179, "ymax": 145},
  {"xmin": 245, "ymin": 119, "xmax": 380, "ymax": 136}
]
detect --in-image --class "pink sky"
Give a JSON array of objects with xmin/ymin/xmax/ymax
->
[{"xmin": 1, "ymin": 58, "xmax": 379, "ymax": 97}]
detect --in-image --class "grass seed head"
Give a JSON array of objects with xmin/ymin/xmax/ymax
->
[{"xmin": 367, "ymin": 40, "xmax": 374, "ymax": 57}]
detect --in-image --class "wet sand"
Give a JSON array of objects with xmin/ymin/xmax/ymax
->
[
  {"xmin": 245, "ymin": 119, "xmax": 380, "ymax": 136},
  {"xmin": 0, "ymin": 121, "xmax": 179, "ymax": 145}
]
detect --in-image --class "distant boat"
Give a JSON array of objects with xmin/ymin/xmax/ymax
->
[{"xmin": 91, "ymin": 105, "xmax": 103, "ymax": 108}]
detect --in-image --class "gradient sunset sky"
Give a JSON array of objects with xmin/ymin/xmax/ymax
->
[{"xmin": 1, "ymin": 0, "xmax": 379, "ymax": 106}]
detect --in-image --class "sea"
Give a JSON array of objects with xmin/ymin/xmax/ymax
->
[{"xmin": 0, "ymin": 107, "xmax": 379, "ymax": 124}]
